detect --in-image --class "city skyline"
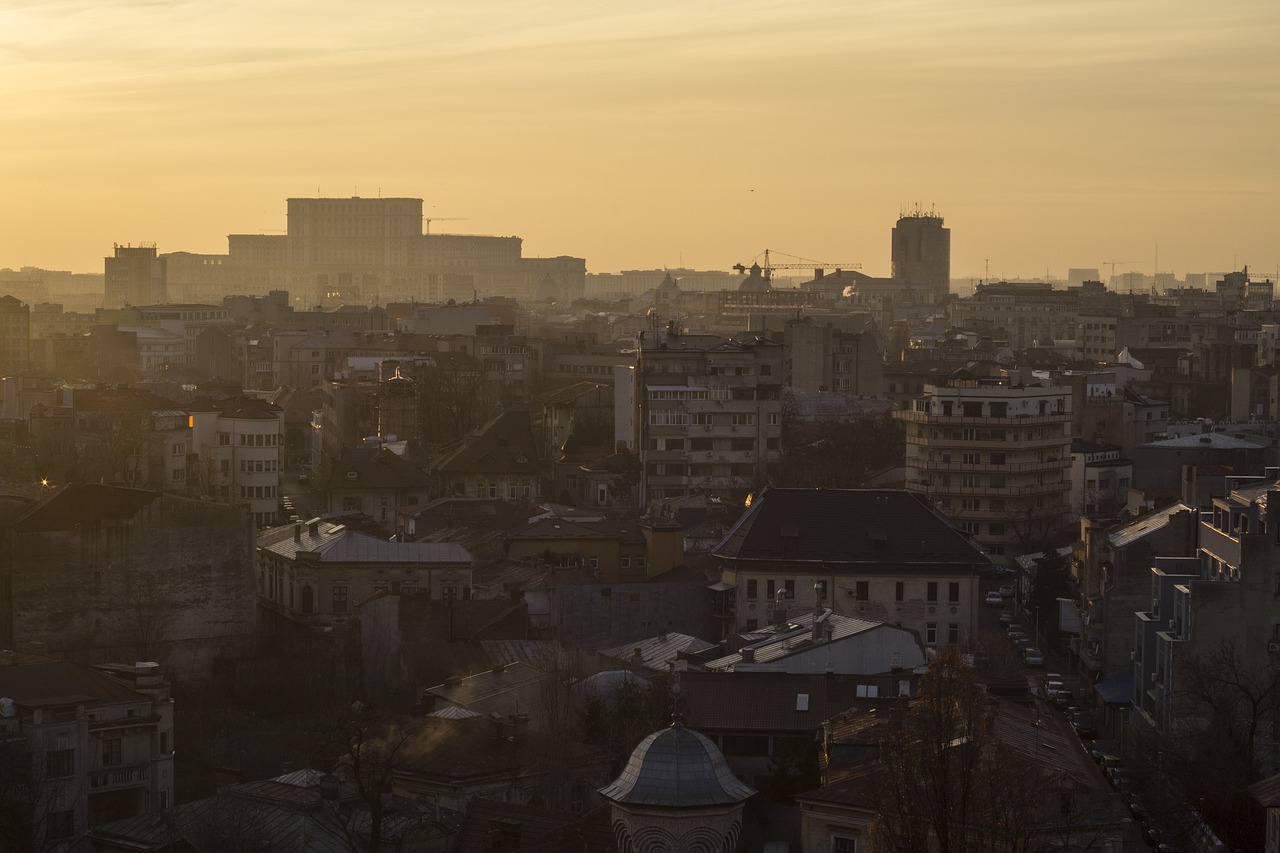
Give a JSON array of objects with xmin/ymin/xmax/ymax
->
[{"xmin": 2, "ymin": 0, "xmax": 1277, "ymax": 280}]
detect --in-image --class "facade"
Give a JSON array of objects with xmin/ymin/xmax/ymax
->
[
  {"xmin": 783, "ymin": 318, "xmax": 883, "ymax": 395},
  {"xmin": 256, "ymin": 518, "xmax": 472, "ymax": 628},
  {"xmin": 1069, "ymin": 440, "xmax": 1133, "ymax": 518},
  {"xmin": 432, "ymin": 409, "xmax": 542, "ymax": 502},
  {"xmin": 503, "ymin": 515, "xmax": 684, "ymax": 583},
  {"xmin": 323, "ymin": 446, "xmax": 433, "ymax": 531},
  {"xmin": 104, "ymin": 245, "xmax": 166, "ymax": 309},
  {"xmin": 0, "ymin": 657, "xmax": 174, "ymax": 849},
  {"xmin": 188, "ymin": 396, "xmax": 285, "ymax": 526},
  {"xmin": 164, "ymin": 196, "xmax": 586, "ymax": 304},
  {"xmin": 132, "ymin": 304, "xmax": 233, "ymax": 368},
  {"xmin": 896, "ymin": 375, "xmax": 1073, "ymax": 561},
  {"xmin": 710, "ymin": 489, "xmax": 993, "ymax": 645},
  {"xmin": 891, "ymin": 210, "xmax": 951, "ymax": 298},
  {"xmin": 0, "ymin": 294, "xmax": 31, "ymax": 375},
  {"xmin": 625, "ymin": 329, "xmax": 785, "ymax": 506}
]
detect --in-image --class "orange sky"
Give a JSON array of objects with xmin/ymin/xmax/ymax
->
[{"xmin": 2, "ymin": 0, "xmax": 1277, "ymax": 280}]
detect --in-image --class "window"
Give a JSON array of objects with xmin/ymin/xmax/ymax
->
[
  {"xmin": 332, "ymin": 584, "xmax": 348, "ymax": 614},
  {"xmin": 620, "ymin": 557, "xmax": 630, "ymax": 569},
  {"xmin": 925, "ymin": 623, "xmax": 938, "ymax": 644},
  {"xmin": 172, "ymin": 469, "xmax": 184, "ymax": 482},
  {"xmin": 783, "ymin": 579, "xmax": 795, "ymax": 599},
  {"xmin": 855, "ymin": 581, "xmax": 869, "ymax": 601},
  {"xmin": 895, "ymin": 581, "xmax": 904, "ymax": 602},
  {"xmin": 46, "ymin": 749, "xmax": 74, "ymax": 777},
  {"xmin": 746, "ymin": 579, "xmax": 758, "ymax": 599},
  {"xmin": 948, "ymin": 623, "xmax": 960, "ymax": 644},
  {"xmin": 927, "ymin": 582, "xmax": 938, "ymax": 602},
  {"xmin": 218, "ymin": 432, "xmax": 230, "ymax": 445},
  {"xmin": 160, "ymin": 731, "xmax": 169, "ymax": 754},
  {"xmin": 47, "ymin": 811, "xmax": 73, "ymax": 841},
  {"xmin": 990, "ymin": 452, "xmax": 1006, "ymax": 465},
  {"xmin": 962, "ymin": 452, "xmax": 980, "ymax": 464},
  {"xmin": 102, "ymin": 738, "xmax": 122, "ymax": 766},
  {"xmin": 948, "ymin": 582, "xmax": 960, "ymax": 603},
  {"xmin": 172, "ymin": 443, "xmax": 185, "ymax": 456},
  {"xmin": 637, "ymin": 556, "xmax": 646, "ymax": 569},
  {"xmin": 988, "ymin": 522, "xmax": 1006, "ymax": 536},
  {"xmin": 766, "ymin": 579, "xmax": 776, "ymax": 600}
]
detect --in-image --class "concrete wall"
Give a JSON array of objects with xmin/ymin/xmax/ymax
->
[{"xmin": 2, "ymin": 494, "xmax": 255, "ymax": 683}]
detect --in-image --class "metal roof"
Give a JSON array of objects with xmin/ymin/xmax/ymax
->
[
  {"xmin": 1107, "ymin": 502, "xmax": 1194, "ymax": 549},
  {"xmin": 598, "ymin": 723, "xmax": 755, "ymax": 806}
]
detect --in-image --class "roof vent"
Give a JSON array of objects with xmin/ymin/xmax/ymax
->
[{"xmin": 346, "ymin": 470, "xmax": 359, "ymax": 480}]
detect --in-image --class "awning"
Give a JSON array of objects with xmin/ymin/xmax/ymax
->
[
  {"xmin": 1095, "ymin": 670, "xmax": 1134, "ymax": 705},
  {"xmin": 706, "ymin": 581, "xmax": 735, "ymax": 592}
]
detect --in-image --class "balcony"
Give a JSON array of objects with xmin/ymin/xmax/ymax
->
[
  {"xmin": 89, "ymin": 763, "xmax": 149, "ymax": 792},
  {"xmin": 911, "ymin": 458, "xmax": 1069, "ymax": 474},
  {"xmin": 1198, "ymin": 523, "xmax": 1241, "ymax": 569},
  {"xmin": 905, "ymin": 433, "xmax": 1070, "ymax": 450},
  {"xmin": 895, "ymin": 411, "xmax": 1071, "ymax": 426}
]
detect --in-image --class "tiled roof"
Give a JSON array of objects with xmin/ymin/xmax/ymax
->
[
  {"xmin": 434, "ymin": 409, "xmax": 540, "ymax": 475},
  {"xmin": 532, "ymin": 380, "xmax": 609, "ymax": 407},
  {"xmin": 712, "ymin": 488, "xmax": 992, "ymax": 569},
  {"xmin": 506, "ymin": 517, "xmax": 647, "ymax": 545},
  {"xmin": 187, "ymin": 394, "xmax": 282, "ymax": 420},
  {"xmin": 325, "ymin": 447, "xmax": 433, "ymax": 491},
  {"xmin": 598, "ymin": 723, "xmax": 755, "ymax": 806},
  {"xmin": 258, "ymin": 521, "xmax": 469, "ymax": 564}
]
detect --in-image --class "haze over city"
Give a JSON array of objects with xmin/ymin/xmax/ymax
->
[{"xmin": 2, "ymin": 0, "xmax": 1277, "ymax": 279}]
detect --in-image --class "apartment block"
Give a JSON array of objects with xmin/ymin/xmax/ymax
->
[
  {"xmin": 625, "ymin": 329, "xmax": 785, "ymax": 506},
  {"xmin": 896, "ymin": 375, "xmax": 1073, "ymax": 560}
]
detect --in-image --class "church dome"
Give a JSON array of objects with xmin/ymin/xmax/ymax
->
[{"xmin": 599, "ymin": 723, "xmax": 755, "ymax": 807}]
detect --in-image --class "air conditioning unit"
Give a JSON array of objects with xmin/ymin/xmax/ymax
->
[
  {"xmin": 745, "ymin": 451, "xmax": 753, "ymax": 458},
  {"xmin": 704, "ymin": 424, "xmax": 712, "ymax": 431},
  {"xmin": 1269, "ymin": 642, "xmax": 1280, "ymax": 653}
]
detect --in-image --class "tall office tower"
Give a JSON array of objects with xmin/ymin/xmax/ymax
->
[
  {"xmin": 891, "ymin": 208, "xmax": 951, "ymax": 297},
  {"xmin": 104, "ymin": 245, "xmax": 167, "ymax": 308},
  {"xmin": 895, "ymin": 375, "xmax": 1073, "ymax": 562}
]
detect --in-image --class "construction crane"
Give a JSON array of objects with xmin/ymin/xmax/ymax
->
[
  {"xmin": 1102, "ymin": 259, "xmax": 1136, "ymax": 281},
  {"xmin": 733, "ymin": 248, "xmax": 862, "ymax": 283},
  {"xmin": 424, "ymin": 217, "xmax": 470, "ymax": 235}
]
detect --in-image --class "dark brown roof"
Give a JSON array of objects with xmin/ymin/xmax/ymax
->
[
  {"xmin": 434, "ymin": 410, "xmax": 540, "ymax": 475},
  {"xmin": 325, "ymin": 447, "xmax": 433, "ymax": 491},
  {"xmin": 8, "ymin": 482, "xmax": 158, "ymax": 532},
  {"xmin": 187, "ymin": 395, "xmax": 282, "ymax": 420},
  {"xmin": 73, "ymin": 387, "xmax": 183, "ymax": 412},
  {"xmin": 532, "ymin": 380, "xmax": 608, "ymax": 408},
  {"xmin": 389, "ymin": 715, "xmax": 603, "ymax": 782},
  {"xmin": 712, "ymin": 488, "xmax": 992, "ymax": 570},
  {"xmin": 505, "ymin": 518, "xmax": 647, "ymax": 546},
  {"xmin": 0, "ymin": 658, "xmax": 148, "ymax": 707}
]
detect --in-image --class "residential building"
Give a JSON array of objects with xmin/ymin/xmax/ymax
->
[
  {"xmin": 1075, "ymin": 504, "xmax": 1198, "ymax": 681},
  {"xmin": 188, "ymin": 395, "xmax": 285, "ymax": 526},
  {"xmin": 1069, "ymin": 439, "xmax": 1133, "ymax": 518},
  {"xmin": 896, "ymin": 374, "xmax": 1073, "ymax": 561},
  {"xmin": 782, "ymin": 317, "xmax": 883, "ymax": 395},
  {"xmin": 104, "ymin": 245, "xmax": 166, "ymax": 308},
  {"xmin": 624, "ymin": 328, "xmax": 785, "ymax": 506},
  {"xmin": 0, "ymin": 484, "xmax": 256, "ymax": 669},
  {"xmin": 0, "ymin": 656, "xmax": 174, "ymax": 848},
  {"xmin": 0, "ymin": 294, "xmax": 30, "ymax": 375},
  {"xmin": 710, "ymin": 489, "xmax": 993, "ymax": 644},
  {"xmin": 256, "ymin": 517, "xmax": 472, "ymax": 629},
  {"xmin": 324, "ymin": 446, "xmax": 433, "ymax": 530},
  {"xmin": 503, "ymin": 514, "xmax": 684, "ymax": 583},
  {"xmin": 432, "ymin": 409, "xmax": 542, "ymax": 503}
]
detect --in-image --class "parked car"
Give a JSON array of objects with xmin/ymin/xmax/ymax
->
[
  {"xmin": 1043, "ymin": 680, "xmax": 1065, "ymax": 701},
  {"xmin": 985, "ymin": 591, "xmax": 1004, "ymax": 607},
  {"xmin": 993, "ymin": 565, "xmax": 1015, "ymax": 577},
  {"xmin": 1089, "ymin": 740, "xmax": 1118, "ymax": 762},
  {"xmin": 999, "ymin": 583, "xmax": 1015, "ymax": 598},
  {"xmin": 298, "ymin": 474, "xmax": 310, "ymax": 486},
  {"xmin": 1072, "ymin": 712, "xmax": 1097, "ymax": 738},
  {"xmin": 1023, "ymin": 648, "xmax": 1044, "ymax": 667},
  {"xmin": 999, "ymin": 610, "xmax": 1015, "ymax": 625},
  {"xmin": 1007, "ymin": 630, "xmax": 1027, "ymax": 646}
]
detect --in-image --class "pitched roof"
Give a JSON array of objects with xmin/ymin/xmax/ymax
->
[
  {"xmin": 701, "ymin": 611, "xmax": 908, "ymax": 672},
  {"xmin": 258, "ymin": 521, "xmax": 470, "ymax": 564},
  {"xmin": 1107, "ymin": 502, "xmax": 1195, "ymax": 549},
  {"xmin": 434, "ymin": 409, "xmax": 541, "ymax": 475},
  {"xmin": 597, "ymin": 632, "xmax": 716, "ymax": 671},
  {"xmin": 712, "ymin": 488, "xmax": 992, "ymax": 570},
  {"xmin": 599, "ymin": 723, "xmax": 754, "ymax": 807},
  {"xmin": 681, "ymin": 670, "xmax": 880, "ymax": 733},
  {"xmin": 505, "ymin": 517, "xmax": 647, "ymax": 546},
  {"xmin": 187, "ymin": 394, "xmax": 282, "ymax": 420},
  {"xmin": 326, "ymin": 447, "xmax": 433, "ymax": 491}
]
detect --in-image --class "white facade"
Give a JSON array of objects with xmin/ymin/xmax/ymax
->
[{"xmin": 190, "ymin": 401, "xmax": 285, "ymax": 526}]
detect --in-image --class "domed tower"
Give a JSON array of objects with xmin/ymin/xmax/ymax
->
[
  {"xmin": 654, "ymin": 272, "xmax": 683, "ymax": 312},
  {"xmin": 599, "ymin": 722, "xmax": 755, "ymax": 853}
]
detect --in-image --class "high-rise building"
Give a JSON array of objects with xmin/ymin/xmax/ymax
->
[
  {"xmin": 895, "ymin": 374, "xmax": 1073, "ymax": 562},
  {"xmin": 891, "ymin": 209, "xmax": 950, "ymax": 297},
  {"xmin": 622, "ymin": 327, "xmax": 785, "ymax": 506},
  {"xmin": 0, "ymin": 294, "xmax": 30, "ymax": 375},
  {"xmin": 104, "ymin": 244, "xmax": 167, "ymax": 308}
]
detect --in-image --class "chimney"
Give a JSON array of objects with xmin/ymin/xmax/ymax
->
[
  {"xmin": 491, "ymin": 662, "xmax": 506, "ymax": 675},
  {"xmin": 741, "ymin": 647, "xmax": 755, "ymax": 663},
  {"xmin": 294, "ymin": 524, "xmax": 302, "ymax": 542},
  {"xmin": 814, "ymin": 268, "xmax": 825, "ymax": 280}
]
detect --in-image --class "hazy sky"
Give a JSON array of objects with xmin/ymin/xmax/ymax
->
[{"xmin": 2, "ymin": 0, "xmax": 1277, "ymax": 280}]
